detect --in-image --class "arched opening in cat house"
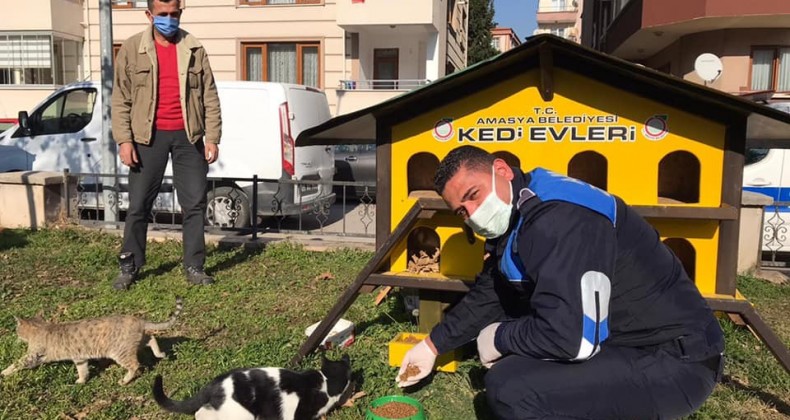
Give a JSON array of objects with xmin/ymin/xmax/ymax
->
[
  {"xmin": 663, "ymin": 238, "xmax": 696, "ymax": 281},
  {"xmin": 493, "ymin": 151, "xmax": 521, "ymax": 169},
  {"xmin": 658, "ymin": 151, "xmax": 700, "ymax": 203},
  {"xmin": 568, "ymin": 151, "xmax": 608, "ymax": 190},
  {"xmin": 408, "ymin": 153, "xmax": 440, "ymax": 194},
  {"xmin": 406, "ymin": 226, "xmax": 441, "ymax": 274}
]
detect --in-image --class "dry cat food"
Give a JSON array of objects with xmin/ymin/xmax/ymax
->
[
  {"xmin": 400, "ymin": 335, "xmax": 421, "ymax": 344},
  {"xmin": 399, "ymin": 364, "xmax": 421, "ymax": 382},
  {"xmin": 370, "ymin": 401, "xmax": 419, "ymax": 418}
]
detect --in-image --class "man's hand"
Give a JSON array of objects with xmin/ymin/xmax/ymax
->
[
  {"xmin": 396, "ymin": 338, "xmax": 438, "ymax": 388},
  {"xmin": 205, "ymin": 142, "xmax": 219, "ymax": 164},
  {"xmin": 119, "ymin": 142, "xmax": 138, "ymax": 167},
  {"xmin": 477, "ymin": 322, "xmax": 503, "ymax": 368}
]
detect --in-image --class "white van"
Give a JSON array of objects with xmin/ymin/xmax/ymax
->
[
  {"xmin": 743, "ymin": 102, "xmax": 790, "ymax": 252},
  {"xmin": 0, "ymin": 80, "xmax": 336, "ymax": 228}
]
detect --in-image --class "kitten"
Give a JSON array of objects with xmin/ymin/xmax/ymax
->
[
  {"xmin": 1, "ymin": 297, "xmax": 183, "ymax": 386},
  {"xmin": 152, "ymin": 353, "xmax": 355, "ymax": 420}
]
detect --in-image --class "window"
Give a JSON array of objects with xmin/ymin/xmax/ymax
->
[
  {"xmin": 242, "ymin": 42, "xmax": 320, "ymax": 88},
  {"xmin": 112, "ymin": 0, "xmax": 147, "ymax": 8},
  {"xmin": 16, "ymin": 88, "xmax": 96, "ymax": 137},
  {"xmin": 0, "ymin": 34, "xmax": 82, "ymax": 86},
  {"xmin": 491, "ymin": 38, "xmax": 500, "ymax": 51},
  {"xmin": 113, "ymin": 1, "xmax": 186, "ymax": 9},
  {"xmin": 745, "ymin": 148, "xmax": 770, "ymax": 166},
  {"xmin": 751, "ymin": 47, "xmax": 790, "ymax": 92},
  {"xmin": 239, "ymin": 0, "xmax": 321, "ymax": 5},
  {"xmin": 373, "ymin": 48, "xmax": 399, "ymax": 89}
]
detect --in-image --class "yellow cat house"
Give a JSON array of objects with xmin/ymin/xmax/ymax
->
[{"xmin": 292, "ymin": 35, "xmax": 790, "ymax": 372}]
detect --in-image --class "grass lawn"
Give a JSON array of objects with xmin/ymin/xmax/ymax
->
[{"xmin": 0, "ymin": 227, "xmax": 788, "ymax": 419}]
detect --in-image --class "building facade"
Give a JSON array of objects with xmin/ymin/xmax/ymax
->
[
  {"xmin": 0, "ymin": 0, "xmax": 468, "ymax": 118},
  {"xmin": 534, "ymin": 0, "xmax": 583, "ymax": 43},
  {"xmin": 491, "ymin": 27, "xmax": 521, "ymax": 53},
  {"xmin": 582, "ymin": 0, "xmax": 790, "ymax": 101}
]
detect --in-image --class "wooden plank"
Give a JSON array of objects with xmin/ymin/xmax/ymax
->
[
  {"xmin": 538, "ymin": 42, "xmax": 554, "ymax": 102},
  {"xmin": 634, "ymin": 204, "xmax": 738, "ymax": 220},
  {"xmin": 364, "ymin": 123, "xmax": 393, "ymax": 294},
  {"xmin": 716, "ymin": 121, "xmax": 747, "ymax": 295},
  {"xmin": 418, "ymin": 290, "xmax": 459, "ymax": 334},
  {"xmin": 413, "ymin": 190, "xmax": 738, "ymax": 221},
  {"xmin": 291, "ymin": 202, "xmax": 422, "ymax": 367},
  {"xmin": 707, "ymin": 297, "xmax": 790, "ymax": 374},
  {"xmin": 366, "ymin": 273, "xmax": 472, "ymax": 293},
  {"xmin": 375, "ymin": 125, "xmax": 392, "ymax": 256},
  {"xmin": 739, "ymin": 304, "xmax": 790, "ymax": 374}
]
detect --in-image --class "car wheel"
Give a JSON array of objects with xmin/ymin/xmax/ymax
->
[{"xmin": 205, "ymin": 186, "xmax": 251, "ymax": 228}]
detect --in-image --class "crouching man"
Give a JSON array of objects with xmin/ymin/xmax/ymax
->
[{"xmin": 396, "ymin": 145, "xmax": 724, "ymax": 419}]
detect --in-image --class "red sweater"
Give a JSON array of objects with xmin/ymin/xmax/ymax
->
[{"xmin": 154, "ymin": 41, "xmax": 185, "ymax": 131}]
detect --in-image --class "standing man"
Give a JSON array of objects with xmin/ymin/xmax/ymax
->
[
  {"xmin": 396, "ymin": 145, "xmax": 724, "ymax": 419},
  {"xmin": 111, "ymin": 0, "xmax": 221, "ymax": 290}
]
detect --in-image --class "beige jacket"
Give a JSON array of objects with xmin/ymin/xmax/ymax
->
[{"xmin": 111, "ymin": 26, "xmax": 222, "ymax": 145}]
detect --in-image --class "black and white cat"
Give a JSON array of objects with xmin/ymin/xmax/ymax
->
[{"xmin": 152, "ymin": 354, "xmax": 354, "ymax": 420}]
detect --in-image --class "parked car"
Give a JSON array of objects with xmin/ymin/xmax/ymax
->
[
  {"xmin": 743, "ymin": 101, "xmax": 790, "ymax": 252},
  {"xmin": 333, "ymin": 144, "xmax": 376, "ymax": 201},
  {"xmin": 0, "ymin": 118, "xmax": 17, "ymax": 132},
  {"xmin": 0, "ymin": 80, "xmax": 336, "ymax": 228}
]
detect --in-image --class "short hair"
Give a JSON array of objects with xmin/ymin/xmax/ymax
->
[
  {"xmin": 148, "ymin": 0, "xmax": 180, "ymax": 12},
  {"xmin": 433, "ymin": 145, "xmax": 496, "ymax": 195}
]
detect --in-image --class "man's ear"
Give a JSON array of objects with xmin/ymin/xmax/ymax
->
[{"xmin": 493, "ymin": 158, "xmax": 515, "ymax": 181}]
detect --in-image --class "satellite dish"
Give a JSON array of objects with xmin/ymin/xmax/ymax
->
[{"xmin": 694, "ymin": 53, "xmax": 723, "ymax": 83}]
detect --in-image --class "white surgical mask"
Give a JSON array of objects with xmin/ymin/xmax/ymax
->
[{"xmin": 465, "ymin": 166, "xmax": 513, "ymax": 239}]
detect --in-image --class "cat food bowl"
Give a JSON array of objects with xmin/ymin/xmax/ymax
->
[
  {"xmin": 366, "ymin": 395, "xmax": 425, "ymax": 420},
  {"xmin": 304, "ymin": 318, "xmax": 355, "ymax": 349},
  {"xmin": 388, "ymin": 332, "xmax": 458, "ymax": 373}
]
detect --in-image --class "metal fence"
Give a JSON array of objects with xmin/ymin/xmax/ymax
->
[
  {"xmin": 62, "ymin": 170, "xmax": 376, "ymax": 238},
  {"xmin": 761, "ymin": 201, "xmax": 790, "ymax": 268},
  {"xmin": 338, "ymin": 79, "xmax": 431, "ymax": 90}
]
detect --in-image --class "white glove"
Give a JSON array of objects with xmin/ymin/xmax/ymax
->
[
  {"xmin": 396, "ymin": 339, "xmax": 437, "ymax": 387},
  {"xmin": 477, "ymin": 322, "xmax": 503, "ymax": 368}
]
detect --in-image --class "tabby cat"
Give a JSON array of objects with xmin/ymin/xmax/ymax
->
[{"xmin": 1, "ymin": 297, "xmax": 183, "ymax": 385}]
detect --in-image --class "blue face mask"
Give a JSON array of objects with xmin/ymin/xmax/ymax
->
[{"xmin": 153, "ymin": 16, "xmax": 179, "ymax": 37}]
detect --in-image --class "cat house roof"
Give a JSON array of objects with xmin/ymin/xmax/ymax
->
[{"xmin": 296, "ymin": 34, "xmax": 790, "ymax": 149}]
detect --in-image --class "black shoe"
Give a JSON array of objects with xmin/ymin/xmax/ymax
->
[
  {"xmin": 113, "ymin": 252, "xmax": 138, "ymax": 290},
  {"xmin": 185, "ymin": 266, "xmax": 214, "ymax": 285}
]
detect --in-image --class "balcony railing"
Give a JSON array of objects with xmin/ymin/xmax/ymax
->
[
  {"xmin": 339, "ymin": 79, "xmax": 431, "ymax": 91},
  {"xmin": 537, "ymin": 5, "xmax": 578, "ymax": 13}
]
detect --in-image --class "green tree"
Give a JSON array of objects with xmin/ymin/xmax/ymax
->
[{"xmin": 468, "ymin": 0, "xmax": 499, "ymax": 65}]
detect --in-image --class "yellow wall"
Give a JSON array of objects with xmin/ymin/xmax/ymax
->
[
  {"xmin": 652, "ymin": 220, "xmax": 720, "ymax": 295},
  {"xmin": 387, "ymin": 68, "xmax": 727, "ymax": 292}
]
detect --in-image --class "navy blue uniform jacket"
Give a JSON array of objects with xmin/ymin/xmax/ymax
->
[{"xmin": 429, "ymin": 167, "xmax": 722, "ymax": 361}]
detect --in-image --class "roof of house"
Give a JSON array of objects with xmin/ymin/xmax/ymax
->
[{"xmin": 296, "ymin": 34, "xmax": 790, "ymax": 148}]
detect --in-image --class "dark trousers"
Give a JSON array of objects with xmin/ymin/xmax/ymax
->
[
  {"xmin": 121, "ymin": 129, "xmax": 208, "ymax": 269},
  {"xmin": 484, "ymin": 342, "xmax": 723, "ymax": 420}
]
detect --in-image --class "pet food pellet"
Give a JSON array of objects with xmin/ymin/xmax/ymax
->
[
  {"xmin": 398, "ymin": 364, "xmax": 421, "ymax": 382},
  {"xmin": 370, "ymin": 401, "xmax": 419, "ymax": 418}
]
